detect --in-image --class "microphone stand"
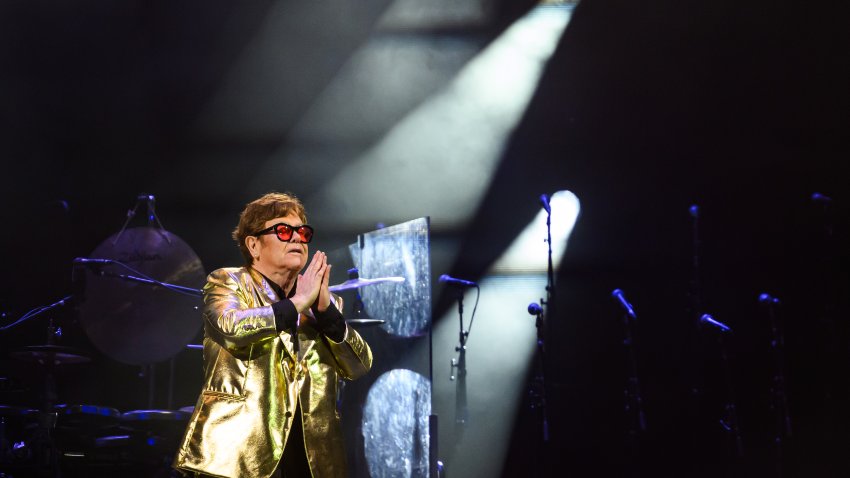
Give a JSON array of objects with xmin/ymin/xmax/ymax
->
[
  {"xmin": 528, "ymin": 303, "xmax": 549, "ymax": 445},
  {"xmin": 762, "ymin": 295, "xmax": 791, "ymax": 477},
  {"xmin": 527, "ymin": 196, "xmax": 554, "ymax": 474},
  {"xmin": 541, "ymin": 196, "xmax": 553, "ymax": 444},
  {"xmin": 687, "ymin": 205, "xmax": 705, "ymax": 393},
  {"xmin": 715, "ymin": 329, "xmax": 744, "ymax": 460},
  {"xmin": 449, "ymin": 288, "xmax": 469, "ymax": 432},
  {"xmin": 685, "ymin": 204, "xmax": 708, "ymax": 464},
  {"xmin": 810, "ymin": 193, "xmax": 839, "ymax": 413},
  {"xmin": 619, "ymin": 308, "xmax": 646, "ymax": 469},
  {"xmin": 544, "ymin": 200, "xmax": 555, "ymax": 314}
]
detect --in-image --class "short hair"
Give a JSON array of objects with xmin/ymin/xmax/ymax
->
[{"xmin": 232, "ymin": 192, "xmax": 307, "ymax": 265}]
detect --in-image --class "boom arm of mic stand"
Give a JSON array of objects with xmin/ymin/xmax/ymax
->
[
  {"xmin": 0, "ymin": 295, "xmax": 73, "ymax": 332},
  {"xmin": 100, "ymin": 271, "xmax": 203, "ymax": 296}
]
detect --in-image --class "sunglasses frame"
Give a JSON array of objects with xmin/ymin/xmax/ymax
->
[{"xmin": 253, "ymin": 222, "xmax": 314, "ymax": 243}]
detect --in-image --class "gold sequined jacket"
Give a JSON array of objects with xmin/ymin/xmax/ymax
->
[{"xmin": 174, "ymin": 267, "xmax": 373, "ymax": 478}]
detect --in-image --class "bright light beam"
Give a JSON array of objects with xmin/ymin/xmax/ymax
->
[
  {"xmin": 305, "ymin": 5, "xmax": 576, "ymax": 232},
  {"xmin": 492, "ymin": 190, "xmax": 581, "ymax": 274},
  {"xmin": 431, "ymin": 189, "xmax": 580, "ymax": 477}
]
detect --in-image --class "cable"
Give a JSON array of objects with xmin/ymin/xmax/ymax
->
[{"xmin": 463, "ymin": 285, "xmax": 482, "ymax": 338}]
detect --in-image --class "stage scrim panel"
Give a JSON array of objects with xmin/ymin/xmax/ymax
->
[{"xmin": 345, "ymin": 217, "xmax": 432, "ymax": 477}]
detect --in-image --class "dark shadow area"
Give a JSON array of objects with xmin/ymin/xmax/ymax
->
[{"xmin": 474, "ymin": 0, "xmax": 850, "ymax": 475}]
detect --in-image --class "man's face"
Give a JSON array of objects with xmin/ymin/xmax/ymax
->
[{"xmin": 253, "ymin": 212, "xmax": 309, "ymax": 273}]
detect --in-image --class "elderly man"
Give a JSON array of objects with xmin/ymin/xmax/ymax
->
[{"xmin": 175, "ymin": 192, "xmax": 373, "ymax": 478}]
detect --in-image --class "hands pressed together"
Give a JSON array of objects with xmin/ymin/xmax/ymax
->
[{"xmin": 290, "ymin": 251, "xmax": 332, "ymax": 315}]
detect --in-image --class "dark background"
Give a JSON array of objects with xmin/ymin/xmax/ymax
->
[{"xmin": 2, "ymin": 0, "xmax": 849, "ymax": 476}]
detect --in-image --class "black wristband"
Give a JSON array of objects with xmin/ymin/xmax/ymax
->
[
  {"xmin": 272, "ymin": 299, "xmax": 299, "ymax": 333},
  {"xmin": 313, "ymin": 302, "xmax": 346, "ymax": 342}
]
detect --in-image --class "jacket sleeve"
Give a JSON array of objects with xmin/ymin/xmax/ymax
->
[
  {"xmin": 326, "ymin": 321, "xmax": 373, "ymax": 381},
  {"xmin": 203, "ymin": 269, "xmax": 279, "ymax": 350}
]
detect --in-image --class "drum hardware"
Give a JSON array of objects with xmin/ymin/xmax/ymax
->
[
  {"xmin": 8, "ymin": 345, "xmax": 91, "ymax": 367},
  {"xmin": 54, "ymin": 404, "xmax": 122, "ymax": 428},
  {"xmin": 114, "ymin": 409, "xmax": 191, "ymax": 449},
  {"xmin": 48, "ymin": 407, "xmax": 191, "ymax": 476},
  {"xmin": 0, "ymin": 195, "xmax": 206, "ymax": 475},
  {"xmin": 94, "ymin": 409, "xmax": 192, "ymax": 470},
  {"xmin": 0, "ymin": 406, "xmax": 39, "ymax": 466},
  {"xmin": 50, "ymin": 404, "xmax": 124, "ymax": 472},
  {"xmin": 335, "ymin": 268, "xmax": 400, "ymax": 325},
  {"xmin": 0, "ymin": 310, "xmax": 89, "ymax": 476}
]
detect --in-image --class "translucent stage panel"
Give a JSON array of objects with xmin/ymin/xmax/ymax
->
[
  {"xmin": 344, "ymin": 217, "xmax": 433, "ymax": 477},
  {"xmin": 349, "ymin": 217, "xmax": 431, "ymax": 338},
  {"xmin": 362, "ymin": 369, "xmax": 432, "ymax": 478}
]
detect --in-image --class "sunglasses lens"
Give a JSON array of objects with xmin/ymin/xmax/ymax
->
[
  {"xmin": 298, "ymin": 226, "xmax": 313, "ymax": 243},
  {"xmin": 274, "ymin": 224, "xmax": 294, "ymax": 242}
]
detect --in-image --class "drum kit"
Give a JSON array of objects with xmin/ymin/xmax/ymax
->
[{"xmin": 0, "ymin": 195, "xmax": 404, "ymax": 477}]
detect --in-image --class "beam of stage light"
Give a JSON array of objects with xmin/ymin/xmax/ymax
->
[
  {"xmin": 491, "ymin": 190, "xmax": 581, "ymax": 274},
  {"xmin": 303, "ymin": 4, "xmax": 576, "ymax": 232},
  {"xmin": 429, "ymin": 189, "xmax": 580, "ymax": 477}
]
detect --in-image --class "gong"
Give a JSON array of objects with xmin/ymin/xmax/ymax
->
[{"xmin": 78, "ymin": 227, "xmax": 206, "ymax": 365}]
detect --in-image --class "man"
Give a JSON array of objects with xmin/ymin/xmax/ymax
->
[{"xmin": 174, "ymin": 192, "xmax": 373, "ymax": 478}]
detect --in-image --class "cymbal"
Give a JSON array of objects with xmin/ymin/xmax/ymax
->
[
  {"xmin": 78, "ymin": 226, "xmax": 205, "ymax": 365},
  {"xmin": 328, "ymin": 276, "xmax": 405, "ymax": 292},
  {"xmin": 345, "ymin": 319, "xmax": 386, "ymax": 327},
  {"xmin": 9, "ymin": 345, "xmax": 91, "ymax": 366}
]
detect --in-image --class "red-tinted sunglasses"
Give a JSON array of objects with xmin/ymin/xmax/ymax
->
[{"xmin": 253, "ymin": 223, "xmax": 314, "ymax": 243}]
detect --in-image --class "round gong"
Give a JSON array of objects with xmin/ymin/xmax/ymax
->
[{"xmin": 78, "ymin": 227, "xmax": 205, "ymax": 365}]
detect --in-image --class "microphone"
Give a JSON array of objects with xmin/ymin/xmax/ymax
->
[
  {"xmin": 439, "ymin": 275, "xmax": 478, "ymax": 288},
  {"xmin": 611, "ymin": 289, "xmax": 637, "ymax": 319},
  {"xmin": 539, "ymin": 194, "xmax": 551, "ymax": 214},
  {"xmin": 528, "ymin": 302, "xmax": 543, "ymax": 316},
  {"xmin": 689, "ymin": 204, "xmax": 699, "ymax": 218},
  {"xmin": 811, "ymin": 192, "xmax": 832, "ymax": 204},
  {"xmin": 73, "ymin": 257, "xmax": 114, "ymax": 266},
  {"xmin": 700, "ymin": 314, "xmax": 731, "ymax": 333},
  {"xmin": 758, "ymin": 292, "xmax": 780, "ymax": 305}
]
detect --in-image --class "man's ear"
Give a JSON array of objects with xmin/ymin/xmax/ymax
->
[{"xmin": 246, "ymin": 235, "xmax": 259, "ymax": 257}]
